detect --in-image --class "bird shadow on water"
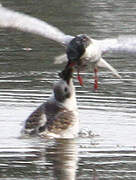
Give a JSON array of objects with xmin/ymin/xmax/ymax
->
[
  {"xmin": 0, "ymin": 136, "xmax": 99, "ymax": 180},
  {"xmin": 36, "ymin": 137, "xmax": 99, "ymax": 180},
  {"xmin": 45, "ymin": 138, "xmax": 78, "ymax": 180}
]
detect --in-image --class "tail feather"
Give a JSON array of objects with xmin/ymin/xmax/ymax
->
[
  {"xmin": 96, "ymin": 58, "xmax": 121, "ymax": 78},
  {"xmin": 54, "ymin": 53, "xmax": 67, "ymax": 64}
]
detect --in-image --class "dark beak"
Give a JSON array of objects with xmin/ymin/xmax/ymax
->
[{"xmin": 59, "ymin": 67, "xmax": 73, "ymax": 84}]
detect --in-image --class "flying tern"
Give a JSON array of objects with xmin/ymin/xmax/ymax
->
[{"xmin": 0, "ymin": 5, "xmax": 136, "ymax": 88}]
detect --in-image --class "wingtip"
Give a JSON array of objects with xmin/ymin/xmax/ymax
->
[{"xmin": 97, "ymin": 58, "xmax": 121, "ymax": 79}]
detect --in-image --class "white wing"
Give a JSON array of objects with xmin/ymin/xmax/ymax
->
[
  {"xmin": 54, "ymin": 53, "xmax": 68, "ymax": 64},
  {"xmin": 95, "ymin": 35, "xmax": 136, "ymax": 55},
  {"xmin": 0, "ymin": 5, "xmax": 74, "ymax": 46}
]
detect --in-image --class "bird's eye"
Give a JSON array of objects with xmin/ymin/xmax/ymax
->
[
  {"xmin": 82, "ymin": 36, "xmax": 87, "ymax": 41},
  {"xmin": 64, "ymin": 87, "xmax": 68, "ymax": 92}
]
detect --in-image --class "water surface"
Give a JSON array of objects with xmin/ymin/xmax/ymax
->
[{"xmin": 1, "ymin": 0, "xmax": 136, "ymax": 179}]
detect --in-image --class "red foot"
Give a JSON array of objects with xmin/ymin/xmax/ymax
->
[
  {"xmin": 68, "ymin": 63, "xmax": 84, "ymax": 86},
  {"xmin": 94, "ymin": 68, "xmax": 98, "ymax": 90},
  {"xmin": 78, "ymin": 75, "xmax": 83, "ymax": 86},
  {"xmin": 77, "ymin": 68, "xmax": 83, "ymax": 86}
]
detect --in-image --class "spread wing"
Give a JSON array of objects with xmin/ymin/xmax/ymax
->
[
  {"xmin": 95, "ymin": 35, "xmax": 136, "ymax": 55},
  {"xmin": 54, "ymin": 35, "xmax": 136, "ymax": 64},
  {"xmin": 0, "ymin": 5, "xmax": 74, "ymax": 46}
]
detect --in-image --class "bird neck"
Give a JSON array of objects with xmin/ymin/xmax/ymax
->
[{"xmin": 65, "ymin": 79, "xmax": 77, "ymax": 111}]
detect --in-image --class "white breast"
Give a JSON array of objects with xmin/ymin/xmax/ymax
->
[{"xmin": 82, "ymin": 39, "xmax": 102, "ymax": 63}]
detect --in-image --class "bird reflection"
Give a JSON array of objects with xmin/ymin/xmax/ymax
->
[{"xmin": 46, "ymin": 138, "xmax": 78, "ymax": 180}]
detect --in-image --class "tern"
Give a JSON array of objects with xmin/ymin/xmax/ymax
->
[
  {"xmin": 0, "ymin": 5, "xmax": 136, "ymax": 88},
  {"xmin": 22, "ymin": 67, "xmax": 78, "ymax": 138}
]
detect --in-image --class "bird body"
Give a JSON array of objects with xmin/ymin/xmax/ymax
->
[
  {"xmin": 0, "ymin": 5, "xmax": 136, "ymax": 87},
  {"xmin": 65, "ymin": 34, "xmax": 121, "ymax": 78},
  {"xmin": 81, "ymin": 38, "xmax": 101, "ymax": 63},
  {"xmin": 80, "ymin": 37, "xmax": 121, "ymax": 79},
  {"xmin": 22, "ymin": 69, "xmax": 78, "ymax": 139},
  {"xmin": 1, "ymin": 5, "xmax": 136, "ymax": 56}
]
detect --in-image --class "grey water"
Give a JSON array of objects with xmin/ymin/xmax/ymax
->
[{"xmin": 0, "ymin": 0, "xmax": 136, "ymax": 179}]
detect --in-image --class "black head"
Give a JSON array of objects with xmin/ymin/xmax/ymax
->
[{"xmin": 66, "ymin": 34, "xmax": 91, "ymax": 64}]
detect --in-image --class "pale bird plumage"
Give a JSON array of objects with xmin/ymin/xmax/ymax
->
[
  {"xmin": 1, "ymin": 5, "xmax": 136, "ymax": 82},
  {"xmin": 0, "ymin": 5, "xmax": 73, "ymax": 46},
  {"xmin": 22, "ymin": 69, "xmax": 79, "ymax": 139}
]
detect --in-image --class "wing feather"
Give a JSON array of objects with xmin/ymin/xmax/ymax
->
[
  {"xmin": 22, "ymin": 103, "xmax": 47, "ymax": 135},
  {"xmin": 96, "ymin": 35, "xmax": 136, "ymax": 54},
  {"xmin": 0, "ymin": 5, "xmax": 73, "ymax": 45}
]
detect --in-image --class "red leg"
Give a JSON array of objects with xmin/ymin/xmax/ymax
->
[
  {"xmin": 68, "ymin": 63, "xmax": 84, "ymax": 86},
  {"xmin": 69, "ymin": 62, "xmax": 76, "ymax": 67},
  {"xmin": 77, "ymin": 69, "xmax": 83, "ymax": 86},
  {"xmin": 94, "ymin": 67, "xmax": 98, "ymax": 90}
]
